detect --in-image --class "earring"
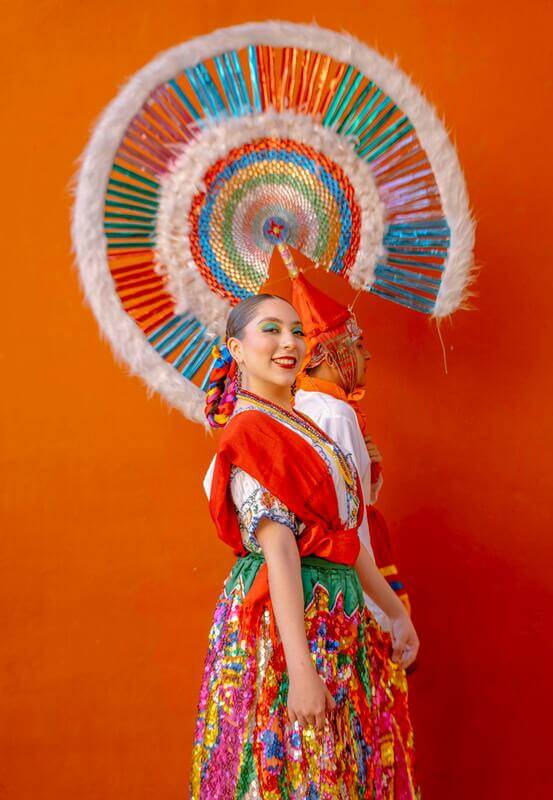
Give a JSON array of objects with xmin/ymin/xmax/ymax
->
[{"xmin": 235, "ymin": 367, "xmax": 242, "ymax": 391}]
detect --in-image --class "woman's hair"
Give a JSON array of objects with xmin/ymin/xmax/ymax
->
[{"xmin": 204, "ymin": 293, "xmax": 286, "ymax": 428}]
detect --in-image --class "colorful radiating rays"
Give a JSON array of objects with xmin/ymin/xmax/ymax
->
[{"xmin": 103, "ymin": 44, "xmax": 450, "ymax": 390}]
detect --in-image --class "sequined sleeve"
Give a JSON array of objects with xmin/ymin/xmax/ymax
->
[{"xmin": 229, "ymin": 466, "xmax": 302, "ymax": 553}]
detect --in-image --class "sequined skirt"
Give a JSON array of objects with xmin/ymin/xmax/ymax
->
[{"xmin": 189, "ymin": 551, "xmax": 421, "ymax": 799}]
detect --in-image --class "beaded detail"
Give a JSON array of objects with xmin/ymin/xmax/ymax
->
[{"xmin": 236, "ymin": 388, "xmax": 356, "ymax": 489}]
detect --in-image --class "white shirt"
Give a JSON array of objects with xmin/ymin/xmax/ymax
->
[{"xmin": 294, "ymin": 389, "xmax": 392, "ymax": 631}]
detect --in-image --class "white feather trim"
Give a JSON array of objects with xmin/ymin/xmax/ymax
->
[{"xmin": 72, "ymin": 20, "xmax": 474, "ymax": 424}]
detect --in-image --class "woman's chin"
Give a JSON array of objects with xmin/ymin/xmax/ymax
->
[
  {"xmin": 273, "ymin": 375, "xmax": 297, "ymax": 388},
  {"xmin": 267, "ymin": 367, "xmax": 298, "ymax": 387}
]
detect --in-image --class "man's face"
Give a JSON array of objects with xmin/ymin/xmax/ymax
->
[{"xmin": 354, "ymin": 335, "xmax": 371, "ymax": 387}]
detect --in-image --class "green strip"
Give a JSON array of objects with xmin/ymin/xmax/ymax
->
[
  {"xmin": 354, "ymin": 92, "xmax": 388, "ymax": 139},
  {"xmin": 107, "ymin": 241, "xmax": 155, "ymax": 249},
  {"xmin": 330, "ymin": 71, "xmax": 363, "ymax": 129},
  {"xmin": 108, "ymin": 179, "xmax": 158, "ymax": 200},
  {"xmin": 235, "ymin": 742, "xmax": 255, "ymax": 800},
  {"xmin": 337, "ymin": 80, "xmax": 374, "ymax": 135},
  {"xmin": 363, "ymin": 115, "xmax": 409, "ymax": 155},
  {"xmin": 104, "ymin": 221, "xmax": 154, "ymax": 231},
  {"xmin": 105, "ymin": 211, "xmax": 155, "ymax": 223},
  {"xmin": 366, "ymin": 123, "xmax": 414, "ymax": 162},
  {"xmin": 112, "ymin": 163, "xmax": 159, "ymax": 189},
  {"xmin": 106, "ymin": 191, "xmax": 158, "ymax": 210},
  {"xmin": 357, "ymin": 104, "xmax": 397, "ymax": 150},
  {"xmin": 105, "ymin": 231, "xmax": 153, "ymax": 239},
  {"xmin": 323, "ymin": 64, "xmax": 354, "ymax": 127}
]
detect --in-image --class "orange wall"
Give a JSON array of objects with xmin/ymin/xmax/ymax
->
[{"xmin": 2, "ymin": 2, "xmax": 552, "ymax": 798}]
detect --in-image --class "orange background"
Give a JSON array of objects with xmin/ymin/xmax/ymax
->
[{"xmin": 2, "ymin": 1, "xmax": 552, "ymax": 798}]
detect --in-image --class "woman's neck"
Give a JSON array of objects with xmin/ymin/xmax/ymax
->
[{"xmin": 238, "ymin": 376, "xmax": 294, "ymax": 412}]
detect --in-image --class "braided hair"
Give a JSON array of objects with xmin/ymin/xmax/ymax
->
[{"xmin": 204, "ymin": 294, "xmax": 283, "ymax": 428}]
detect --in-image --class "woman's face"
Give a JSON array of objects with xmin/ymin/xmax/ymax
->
[{"xmin": 228, "ymin": 297, "xmax": 306, "ymax": 390}]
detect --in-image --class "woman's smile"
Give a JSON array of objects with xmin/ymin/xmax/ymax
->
[{"xmin": 272, "ymin": 355, "xmax": 298, "ymax": 369}]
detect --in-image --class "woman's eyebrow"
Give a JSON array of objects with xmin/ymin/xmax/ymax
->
[{"xmin": 257, "ymin": 317, "xmax": 302, "ymax": 325}]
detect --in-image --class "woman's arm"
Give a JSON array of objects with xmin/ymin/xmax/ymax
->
[
  {"xmin": 355, "ymin": 542, "xmax": 420, "ymax": 667},
  {"xmin": 256, "ymin": 519, "xmax": 335, "ymax": 730}
]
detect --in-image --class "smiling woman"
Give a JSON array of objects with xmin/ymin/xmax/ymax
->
[
  {"xmin": 204, "ymin": 294, "xmax": 303, "ymax": 428},
  {"xmin": 193, "ymin": 294, "xmax": 421, "ymax": 798},
  {"xmin": 256, "ymin": 314, "xmax": 305, "ymax": 347},
  {"xmin": 226, "ymin": 296, "xmax": 306, "ymax": 403}
]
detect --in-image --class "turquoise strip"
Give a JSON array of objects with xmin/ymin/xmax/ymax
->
[
  {"xmin": 329, "ymin": 71, "xmax": 363, "ymax": 129},
  {"xmin": 365, "ymin": 123, "xmax": 414, "ymax": 162},
  {"xmin": 169, "ymin": 78, "xmax": 200, "ymax": 120},
  {"xmin": 353, "ymin": 91, "xmax": 387, "ymax": 139},
  {"xmin": 215, "ymin": 55, "xmax": 240, "ymax": 115},
  {"xmin": 247, "ymin": 45, "xmax": 263, "ymax": 113},
  {"xmin": 173, "ymin": 323, "xmax": 204, "ymax": 369},
  {"xmin": 375, "ymin": 264, "xmax": 440, "ymax": 292},
  {"xmin": 356, "ymin": 105, "xmax": 397, "ymax": 151},
  {"xmin": 157, "ymin": 317, "xmax": 199, "ymax": 357},
  {"xmin": 231, "ymin": 50, "xmax": 251, "ymax": 112},
  {"xmin": 147, "ymin": 315, "xmax": 183, "ymax": 344},
  {"xmin": 337, "ymin": 80, "xmax": 374, "ymax": 135},
  {"xmin": 182, "ymin": 336, "xmax": 217, "ymax": 378},
  {"xmin": 370, "ymin": 283, "xmax": 434, "ymax": 313},
  {"xmin": 322, "ymin": 64, "xmax": 354, "ymax": 127}
]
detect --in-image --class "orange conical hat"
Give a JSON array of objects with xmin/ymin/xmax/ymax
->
[
  {"xmin": 277, "ymin": 240, "xmax": 363, "ymax": 393},
  {"xmin": 288, "ymin": 269, "xmax": 363, "ymax": 397},
  {"xmin": 291, "ymin": 272, "xmax": 352, "ymax": 340}
]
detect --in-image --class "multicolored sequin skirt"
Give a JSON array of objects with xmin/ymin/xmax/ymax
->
[{"xmin": 189, "ymin": 552, "xmax": 421, "ymax": 799}]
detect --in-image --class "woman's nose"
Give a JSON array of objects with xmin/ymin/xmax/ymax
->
[{"xmin": 281, "ymin": 330, "xmax": 297, "ymax": 349}]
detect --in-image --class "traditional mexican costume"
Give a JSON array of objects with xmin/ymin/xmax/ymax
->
[
  {"xmin": 190, "ymin": 389, "xmax": 420, "ymax": 799},
  {"xmin": 71, "ymin": 22, "xmax": 476, "ymax": 800}
]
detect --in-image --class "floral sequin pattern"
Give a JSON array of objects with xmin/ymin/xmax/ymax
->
[{"xmin": 190, "ymin": 557, "xmax": 421, "ymax": 799}]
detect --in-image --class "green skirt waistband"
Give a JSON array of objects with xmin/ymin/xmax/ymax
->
[
  {"xmin": 227, "ymin": 549, "xmax": 363, "ymax": 616},
  {"xmin": 237, "ymin": 550, "xmax": 354, "ymax": 572}
]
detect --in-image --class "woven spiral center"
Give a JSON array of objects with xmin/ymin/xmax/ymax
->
[{"xmin": 187, "ymin": 137, "xmax": 361, "ymax": 301}]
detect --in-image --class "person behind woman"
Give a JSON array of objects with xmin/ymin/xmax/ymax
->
[
  {"xmin": 291, "ymin": 272, "xmax": 412, "ymax": 631},
  {"xmin": 191, "ymin": 293, "xmax": 421, "ymax": 799}
]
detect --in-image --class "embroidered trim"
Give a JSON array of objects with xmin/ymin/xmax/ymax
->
[{"xmin": 236, "ymin": 389, "xmax": 356, "ymax": 488}]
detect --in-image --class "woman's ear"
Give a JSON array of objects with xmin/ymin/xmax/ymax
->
[{"xmin": 227, "ymin": 336, "xmax": 242, "ymax": 364}]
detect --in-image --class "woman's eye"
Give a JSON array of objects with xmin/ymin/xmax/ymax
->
[
  {"xmin": 261, "ymin": 325, "xmax": 279, "ymax": 333},
  {"xmin": 293, "ymin": 329, "xmax": 305, "ymax": 337}
]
